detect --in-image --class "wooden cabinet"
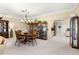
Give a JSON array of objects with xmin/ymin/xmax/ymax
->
[
  {"xmin": 37, "ymin": 23, "xmax": 48, "ymax": 40},
  {"xmin": 0, "ymin": 20, "xmax": 9, "ymax": 38},
  {"xmin": 27, "ymin": 22, "xmax": 48, "ymax": 40}
]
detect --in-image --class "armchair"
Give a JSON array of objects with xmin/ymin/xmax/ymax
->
[{"xmin": 0, "ymin": 36, "xmax": 7, "ymax": 54}]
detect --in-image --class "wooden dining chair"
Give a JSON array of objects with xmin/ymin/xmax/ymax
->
[
  {"xmin": 24, "ymin": 31, "xmax": 37, "ymax": 46},
  {"xmin": 30, "ymin": 31, "xmax": 37, "ymax": 46},
  {"xmin": 15, "ymin": 30, "xmax": 25, "ymax": 46}
]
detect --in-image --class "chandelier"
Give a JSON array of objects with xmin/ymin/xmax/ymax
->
[{"xmin": 21, "ymin": 9, "xmax": 31, "ymax": 23}]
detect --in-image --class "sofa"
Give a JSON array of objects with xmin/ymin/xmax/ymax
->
[{"xmin": 0, "ymin": 36, "xmax": 7, "ymax": 54}]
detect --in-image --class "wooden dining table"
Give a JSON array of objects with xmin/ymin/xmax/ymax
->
[
  {"xmin": 23, "ymin": 32, "xmax": 33, "ymax": 44},
  {"xmin": 21, "ymin": 31, "xmax": 37, "ymax": 45}
]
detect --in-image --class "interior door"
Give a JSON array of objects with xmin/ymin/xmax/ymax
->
[{"xmin": 56, "ymin": 21, "xmax": 63, "ymax": 36}]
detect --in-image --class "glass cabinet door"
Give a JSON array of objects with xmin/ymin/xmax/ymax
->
[
  {"xmin": 0, "ymin": 20, "xmax": 9, "ymax": 38},
  {"xmin": 72, "ymin": 19, "xmax": 78, "ymax": 47},
  {"xmin": 70, "ymin": 20, "xmax": 72, "ymax": 45},
  {"xmin": 70, "ymin": 17, "xmax": 78, "ymax": 48}
]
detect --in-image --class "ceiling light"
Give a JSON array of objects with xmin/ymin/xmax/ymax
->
[{"xmin": 21, "ymin": 9, "xmax": 30, "ymax": 23}]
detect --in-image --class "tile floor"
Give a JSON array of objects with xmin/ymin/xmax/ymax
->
[{"xmin": 2, "ymin": 35, "xmax": 79, "ymax": 55}]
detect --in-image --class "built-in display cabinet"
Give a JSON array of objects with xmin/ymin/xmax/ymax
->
[{"xmin": 0, "ymin": 18, "xmax": 9, "ymax": 38}]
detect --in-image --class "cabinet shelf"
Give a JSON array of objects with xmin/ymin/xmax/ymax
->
[{"xmin": 0, "ymin": 20, "xmax": 9, "ymax": 38}]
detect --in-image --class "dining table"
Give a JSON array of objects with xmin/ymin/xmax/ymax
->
[{"xmin": 23, "ymin": 32, "xmax": 33, "ymax": 44}]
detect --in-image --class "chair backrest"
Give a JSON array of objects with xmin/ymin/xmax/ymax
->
[
  {"xmin": 31, "ymin": 31, "xmax": 37, "ymax": 39},
  {"xmin": 15, "ymin": 30, "xmax": 22, "ymax": 39}
]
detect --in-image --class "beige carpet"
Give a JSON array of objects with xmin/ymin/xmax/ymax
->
[{"xmin": 3, "ymin": 36, "xmax": 79, "ymax": 55}]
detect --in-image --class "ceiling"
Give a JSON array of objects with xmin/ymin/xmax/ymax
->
[{"xmin": 0, "ymin": 3, "xmax": 75, "ymax": 18}]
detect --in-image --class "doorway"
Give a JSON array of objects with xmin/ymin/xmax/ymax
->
[
  {"xmin": 54, "ymin": 20, "xmax": 63, "ymax": 36},
  {"xmin": 53, "ymin": 20, "xmax": 70, "ymax": 43}
]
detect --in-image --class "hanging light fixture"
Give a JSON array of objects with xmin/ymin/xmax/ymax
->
[{"xmin": 21, "ymin": 9, "xmax": 30, "ymax": 23}]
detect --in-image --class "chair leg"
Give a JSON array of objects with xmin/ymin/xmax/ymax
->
[
  {"xmin": 31, "ymin": 40, "xmax": 34, "ymax": 46},
  {"xmin": 31, "ymin": 39, "xmax": 37, "ymax": 46},
  {"xmin": 15, "ymin": 40, "xmax": 18, "ymax": 45},
  {"xmin": 15, "ymin": 40, "xmax": 20, "ymax": 46},
  {"xmin": 15, "ymin": 40, "xmax": 17, "ymax": 45},
  {"xmin": 35, "ymin": 39, "xmax": 37, "ymax": 45},
  {"xmin": 17, "ymin": 41, "xmax": 20, "ymax": 46}
]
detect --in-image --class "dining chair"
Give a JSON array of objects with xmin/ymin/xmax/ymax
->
[
  {"xmin": 15, "ymin": 30, "xmax": 25, "ymax": 46},
  {"xmin": 30, "ymin": 31, "xmax": 37, "ymax": 46},
  {"xmin": 24, "ymin": 31, "xmax": 37, "ymax": 46}
]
